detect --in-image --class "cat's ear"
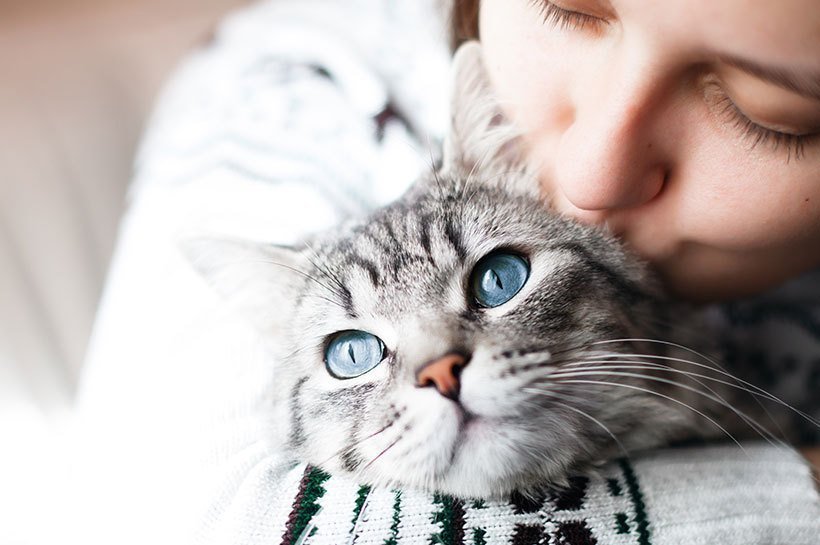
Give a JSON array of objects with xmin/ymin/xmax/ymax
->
[
  {"xmin": 181, "ymin": 237, "xmax": 308, "ymax": 334},
  {"xmin": 441, "ymin": 40, "xmax": 524, "ymax": 178}
]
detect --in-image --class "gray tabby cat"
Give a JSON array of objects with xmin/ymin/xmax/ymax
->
[{"xmin": 185, "ymin": 43, "xmax": 787, "ymax": 498}]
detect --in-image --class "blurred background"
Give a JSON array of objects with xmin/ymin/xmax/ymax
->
[{"xmin": 0, "ymin": 0, "xmax": 248, "ymax": 514}]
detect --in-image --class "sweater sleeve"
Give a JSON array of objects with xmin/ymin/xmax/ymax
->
[
  {"xmin": 212, "ymin": 445, "xmax": 820, "ymax": 545},
  {"xmin": 129, "ymin": 0, "xmax": 450, "ymax": 242}
]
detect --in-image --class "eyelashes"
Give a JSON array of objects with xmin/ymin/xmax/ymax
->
[
  {"xmin": 706, "ymin": 82, "xmax": 810, "ymax": 162},
  {"xmin": 530, "ymin": 0, "xmax": 814, "ymax": 162},
  {"xmin": 528, "ymin": 0, "xmax": 605, "ymax": 31}
]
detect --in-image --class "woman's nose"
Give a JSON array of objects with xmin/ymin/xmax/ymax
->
[{"xmin": 547, "ymin": 55, "xmax": 671, "ymax": 218}]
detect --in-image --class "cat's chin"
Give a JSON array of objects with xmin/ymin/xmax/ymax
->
[
  {"xmin": 436, "ymin": 431, "xmax": 579, "ymax": 498},
  {"xmin": 348, "ymin": 413, "xmax": 585, "ymax": 499},
  {"xmin": 364, "ymin": 452, "xmax": 578, "ymax": 499}
]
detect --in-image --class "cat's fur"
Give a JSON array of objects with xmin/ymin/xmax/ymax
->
[{"xmin": 185, "ymin": 43, "xmax": 768, "ymax": 498}]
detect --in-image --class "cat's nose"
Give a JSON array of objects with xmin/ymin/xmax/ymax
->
[{"xmin": 415, "ymin": 353, "xmax": 469, "ymax": 401}]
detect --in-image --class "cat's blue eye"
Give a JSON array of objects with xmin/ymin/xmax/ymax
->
[
  {"xmin": 471, "ymin": 252, "xmax": 530, "ymax": 308},
  {"xmin": 325, "ymin": 330, "xmax": 386, "ymax": 379}
]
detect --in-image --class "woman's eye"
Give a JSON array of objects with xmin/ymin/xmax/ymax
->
[
  {"xmin": 325, "ymin": 330, "xmax": 386, "ymax": 379},
  {"xmin": 529, "ymin": 0, "xmax": 606, "ymax": 32},
  {"xmin": 705, "ymin": 81, "xmax": 813, "ymax": 162},
  {"xmin": 471, "ymin": 252, "xmax": 530, "ymax": 308}
]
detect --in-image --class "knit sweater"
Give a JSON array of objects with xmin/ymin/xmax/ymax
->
[
  {"xmin": 72, "ymin": 1, "xmax": 820, "ymax": 544},
  {"xmin": 247, "ymin": 445, "xmax": 820, "ymax": 545}
]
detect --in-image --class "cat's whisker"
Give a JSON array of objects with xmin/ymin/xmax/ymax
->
[
  {"xmin": 250, "ymin": 257, "xmax": 347, "ymax": 306},
  {"xmin": 300, "ymin": 244, "xmax": 350, "ymax": 299},
  {"xmin": 316, "ymin": 417, "xmax": 400, "ymax": 469},
  {"xmin": 424, "ymin": 138, "xmax": 448, "ymax": 201},
  {"xmin": 562, "ymin": 355, "xmax": 776, "ymax": 401},
  {"xmin": 305, "ymin": 292, "xmax": 349, "ymax": 310},
  {"xmin": 360, "ymin": 433, "xmax": 404, "ymax": 474},
  {"xmin": 523, "ymin": 388, "xmax": 630, "ymax": 459},
  {"xmin": 461, "ymin": 158, "xmax": 482, "ymax": 202},
  {"xmin": 552, "ymin": 336, "xmax": 815, "ymax": 441},
  {"xmin": 566, "ymin": 355, "xmax": 783, "ymax": 405},
  {"xmin": 556, "ymin": 377, "xmax": 748, "ymax": 452},
  {"xmin": 545, "ymin": 340, "xmax": 625, "ymax": 360},
  {"xmin": 522, "ymin": 384, "xmax": 592, "ymax": 405},
  {"xmin": 567, "ymin": 347, "xmax": 820, "ymax": 430},
  {"xmin": 589, "ymin": 338, "xmax": 723, "ymax": 368},
  {"xmin": 280, "ymin": 341, "xmax": 320, "ymax": 361},
  {"xmin": 548, "ymin": 362, "xmax": 788, "ymax": 447}
]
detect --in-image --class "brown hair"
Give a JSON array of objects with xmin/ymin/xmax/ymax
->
[{"xmin": 449, "ymin": 0, "xmax": 481, "ymax": 51}]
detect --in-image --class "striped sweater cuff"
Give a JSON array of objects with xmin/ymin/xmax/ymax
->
[{"xmin": 265, "ymin": 444, "xmax": 820, "ymax": 545}]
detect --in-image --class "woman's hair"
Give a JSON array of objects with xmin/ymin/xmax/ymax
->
[{"xmin": 449, "ymin": 0, "xmax": 480, "ymax": 51}]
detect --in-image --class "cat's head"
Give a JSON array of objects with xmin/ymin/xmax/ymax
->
[{"xmin": 185, "ymin": 43, "xmax": 702, "ymax": 497}]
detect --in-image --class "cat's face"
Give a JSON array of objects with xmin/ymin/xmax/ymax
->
[
  {"xmin": 185, "ymin": 43, "xmax": 706, "ymax": 497},
  {"xmin": 262, "ymin": 180, "xmax": 697, "ymax": 497}
]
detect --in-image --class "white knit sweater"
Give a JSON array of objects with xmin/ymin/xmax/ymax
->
[{"xmin": 70, "ymin": 1, "xmax": 819, "ymax": 544}]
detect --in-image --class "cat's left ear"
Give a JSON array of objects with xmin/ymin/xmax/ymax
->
[
  {"xmin": 441, "ymin": 41, "xmax": 526, "ymax": 179},
  {"xmin": 181, "ymin": 237, "xmax": 309, "ymax": 335}
]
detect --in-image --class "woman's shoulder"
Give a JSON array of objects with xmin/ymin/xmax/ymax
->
[{"xmin": 720, "ymin": 266, "xmax": 820, "ymax": 333}]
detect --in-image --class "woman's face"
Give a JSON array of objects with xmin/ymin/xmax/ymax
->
[{"xmin": 479, "ymin": 0, "xmax": 820, "ymax": 301}]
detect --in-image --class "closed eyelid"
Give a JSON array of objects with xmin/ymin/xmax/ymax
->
[
  {"xmin": 703, "ymin": 79, "xmax": 812, "ymax": 161},
  {"xmin": 529, "ymin": 0, "xmax": 607, "ymax": 30},
  {"xmin": 550, "ymin": 0, "xmax": 614, "ymax": 18},
  {"xmin": 717, "ymin": 54, "xmax": 820, "ymax": 102}
]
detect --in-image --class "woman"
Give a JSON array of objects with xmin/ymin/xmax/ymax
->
[
  {"xmin": 73, "ymin": 1, "xmax": 819, "ymax": 543},
  {"xmin": 455, "ymin": 0, "xmax": 820, "ymax": 301}
]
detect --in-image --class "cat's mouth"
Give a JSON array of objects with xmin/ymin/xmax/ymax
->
[
  {"xmin": 457, "ymin": 407, "xmax": 480, "ymax": 435},
  {"xmin": 453, "ymin": 404, "xmax": 504, "ymax": 448}
]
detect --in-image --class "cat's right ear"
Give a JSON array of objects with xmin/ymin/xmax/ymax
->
[
  {"xmin": 180, "ymin": 237, "xmax": 308, "ymax": 334},
  {"xmin": 441, "ymin": 40, "xmax": 525, "ymax": 179}
]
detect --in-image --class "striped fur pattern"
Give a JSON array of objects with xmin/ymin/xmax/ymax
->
[
  {"xmin": 245, "ymin": 167, "xmax": 709, "ymax": 499},
  {"xmin": 186, "ymin": 43, "xmax": 740, "ymax": 498}
]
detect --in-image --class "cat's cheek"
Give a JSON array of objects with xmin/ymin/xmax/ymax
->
[{"xmin": 459, "ymin": 368, "xmax": 522, "ymax": 418}]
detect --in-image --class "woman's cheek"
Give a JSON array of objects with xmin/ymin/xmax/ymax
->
[
  {"xmin": 480, "ymin": 0, "xmax": 573, "ymax": 136},
  {"xmin": 677, "ymin": 138, "xmax": 819, "ymax": 254}
]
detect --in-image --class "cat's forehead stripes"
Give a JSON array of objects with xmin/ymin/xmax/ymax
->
[
  {"xmin": 417, "ymin": 215, "xmax": 436, "ymax": 264},
  {"xmin": 441, "ymin": 216, "xmax": 468, "ymax": 261},
  {"xmin": 309, "ymin": 185, "xmax": 639, "ymax": 325},
  {"xmin": 318, "ymin": 205, "xmax": 469, "ymax": 311},
  {"xmin": 344, "ymin": 254, "xmax": 382, "ymax": 289}
]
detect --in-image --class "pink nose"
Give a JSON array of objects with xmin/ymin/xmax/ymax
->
[{"xmin": 416, "ymin": 353, "xmax": 468, "ymax": 401}]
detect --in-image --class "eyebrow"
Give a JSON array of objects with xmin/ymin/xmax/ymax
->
[{"xmin": 718, "ymin": 54, "xmax": 820, "ymax": 101}]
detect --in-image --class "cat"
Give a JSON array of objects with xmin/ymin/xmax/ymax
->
[{"xmin": 183, "ymin": 42, "xmax": 792, "ymax": 498}]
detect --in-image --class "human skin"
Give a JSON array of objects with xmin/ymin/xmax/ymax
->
[{"xmin": 478, "ymin": 0, "xmax": 820, "ymax": 304}]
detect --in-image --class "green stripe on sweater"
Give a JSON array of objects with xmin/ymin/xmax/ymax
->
[
  {"xmin": 351, "ymin": 485, "xmax": 372, "ymax": 528},
  {"xmin": 619, "ymin": 459, "xmax": 652, "ymax": 545},
  {"xmin": 383, "ymin": 490, "xmax": 402, "ymax": 545},
  {"xmin": 283, "ymin": 466, "xmax": 330, "ymax": 545},
  {"xmin": 430, "ymin": 493, "xmax": 465, "ymax": 545}
]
